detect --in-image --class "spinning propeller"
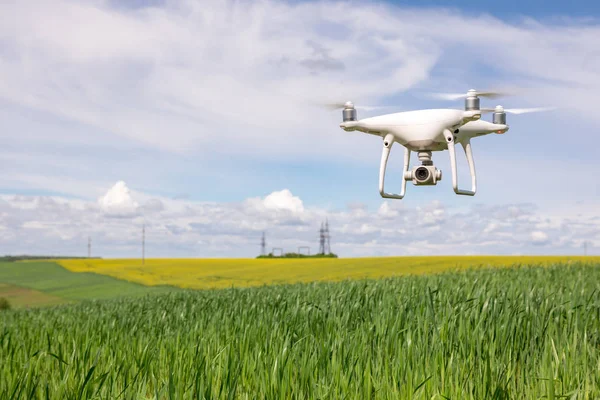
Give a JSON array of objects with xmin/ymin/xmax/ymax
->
[
  {"xmin": 429, "ymin": 89, "xmax": 513, "ymax": 101},
  {"xmin": 323, "ymin": 101, "xmax": 386, "ymax": 112},
  {"xmin": 480, "ymin": 106, "xmax": 555, "ymax": 114},
  {"xmin": 480, "ymin": 105, "xmax": 555, "ymax": 125},
  {"xmin": 430, "ymin": 89, "xmax": 554, "ymax": 118},
  {"xmin": 323, "ymin": 101, "xmax": 394, "ymax": 122}
]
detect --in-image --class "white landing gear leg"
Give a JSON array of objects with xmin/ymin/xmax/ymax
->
[
  {"xmin": 379, "ymin": 134, "xmax": 410, "ymax": 199},
  {"xmin": 442, "ymin": 129, "xmax": 477, "ymax": 196}
]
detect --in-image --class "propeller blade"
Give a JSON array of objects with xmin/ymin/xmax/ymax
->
[
  {"xmin": 503, "ymin": 107, "xmax": 555, "ymax": 114},
  {"xmin": 429, "ymin": 89, "xmax": 514, "ymax": 101},
  {"xmin": 480, "ymin": 106, "xmax": 555, "ymax": 114},
  {"xmin": 357, "ymin": 105, "xmax": 390, "ymax": 111},
  {"xmin": 322, "ymin": 102, "xmax": 388, "ymax": 111},
  {"xmin": 324, "ymin": 102, "xmax": 348, "ymax": 110},
  {"xmin": 473, "ymin": 91, "xmax": 512, "ymax": 99},
  {"xmin": 429, "ymin": 93, "xmax": 469, "ymax": 101}
]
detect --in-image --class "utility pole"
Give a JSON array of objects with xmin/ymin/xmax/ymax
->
[
  {"xmin": 142, "ymin": 223, "xmax": 145, "ymax": 265},
  {"xmin": 261, "ymin": 232, "xmax": 266, "ymax": 256},
  {"xmin": 88, "ymin": 236, "xmax": 91, "ymax": 258},
  {"xmin": 319, "ymin": 222, "xmax": 325, "ymax": 255}
]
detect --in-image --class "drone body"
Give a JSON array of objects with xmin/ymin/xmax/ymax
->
[
  {"xmin": 336, "ymin": 90, "xmax": 548, "ymax": 199},
  {"xmin": 341, "ymin": 109, "xmax": 508, "ymax": 151}
]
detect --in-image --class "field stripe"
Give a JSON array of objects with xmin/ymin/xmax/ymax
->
[
  {"xmin": 0, "ymin": 261, "xmax": 178, "ymax": 307},
  {"xmin": 58, "ymin": 255, "xmax": 600, "ymax": 290},
  {"xmin": 0, "ymin": 282, "xmax": 67, "ymax": 308}
]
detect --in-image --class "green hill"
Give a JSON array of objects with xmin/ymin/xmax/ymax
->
[{"xmin": 0, "ymin": 261, "xmax": 177, "ymax": 308}]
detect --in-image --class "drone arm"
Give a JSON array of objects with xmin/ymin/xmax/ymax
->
[
  {"xmin": 379, "ymin": 134, "xmax": 410, "ymax": 199},
  {"xmin": 442, "ymin": 129, "xmax": 476, "ymax": 196}
]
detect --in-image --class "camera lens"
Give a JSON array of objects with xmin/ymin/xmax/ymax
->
[{"xmin": 415, "ymin": 167, "xmax": 430, "ymax": 181}]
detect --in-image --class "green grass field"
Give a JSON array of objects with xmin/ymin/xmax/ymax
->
[
  {"xmin": 2, "ymin": 262, "xmax": 599, "ymax": 399},
  {"xmin": 0, "ymin": 261, "xmax": 177, "ymax": 307}
]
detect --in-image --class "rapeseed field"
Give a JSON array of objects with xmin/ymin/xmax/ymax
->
[{"xmin": 58, "ymin": 255, "xmax": 600, "ymax": 289}]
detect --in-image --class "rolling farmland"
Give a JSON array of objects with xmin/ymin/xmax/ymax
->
[
  {"xmin": 2, "ymin": 262, "xmax": 600, "ymax": 398},
  {"xmin": 0, "ymin": 261, "xmax": 177, "ymax": 308}
]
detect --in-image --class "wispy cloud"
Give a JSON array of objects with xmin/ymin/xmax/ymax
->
[{"xmin": 4, "ymin": 0, "xmax": 597, "ymax": 160}]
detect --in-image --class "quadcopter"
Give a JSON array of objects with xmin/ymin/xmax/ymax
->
[{"xmin": 334, "ymin": 89, "xmax": 551, "ymax": 199}]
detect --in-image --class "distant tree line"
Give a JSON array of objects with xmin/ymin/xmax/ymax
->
[
  {"xmin": 256, "ymin": 252, "xmax": 338, "ymax": 259},
  {"xmin": 0, "ymin": 255, "xmax": 102, "ymax": 262}
]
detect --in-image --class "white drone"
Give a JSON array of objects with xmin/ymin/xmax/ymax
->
[{"xmin": 335, "ymin": 89, "xmax": 551, "ymax": 199}]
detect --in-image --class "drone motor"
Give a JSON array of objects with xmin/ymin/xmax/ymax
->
[
  {"xmin": 492, "ymin": 105, "xmax": 507, "ymax": 124},
  {"xmin": 464, "ymin": 89, "xmax": 480, "ymax": 111},
  {"xmin": 342, "ymin": 101, "xmax": 357, "ymax": 122}
]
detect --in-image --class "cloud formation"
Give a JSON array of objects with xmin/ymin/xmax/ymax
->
[
  {"xmin": 531, "ymin": 230, "xmax": 549, "ymax": 245},
  {"xmin": 258, "ymin": 189, "xmax": 305, "ymax": 214},
  {"xmin": 0, "ymin": 185, "xmax": 597, "ymax": 257},
  {"xmin": 98, "ymin": 181, "xmax": 139, "ymax": 217}
]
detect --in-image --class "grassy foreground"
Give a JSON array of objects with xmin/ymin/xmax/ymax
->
[
  {"xmin": 2, "ymin": 263, "xmax": 600, "ymax": 399},
  {"xmin": 59, "ymin": 255, "xmax": 600, "ymax": 289},
  {"xmin": 0, "ymin": 261, "xmax": 177, "ymax": 307}
]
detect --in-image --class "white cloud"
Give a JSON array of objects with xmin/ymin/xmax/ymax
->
[
  {"xmin": 261, "ymin": 189, "xmax": 304, "ymax": 214},
  {"xmin": 98, "ymin": 181, "xmax": 139, "ymax": 217},
  {"xmin": 483, "ymin": 223, "xmax": 498, "ymax": 234},
  {"xmin": 531, "ymin": 230, "xmax": 549, "ymax": 245},
  {"xmin": 377, "ymin": 201, "xmax": 399, "ymax": 217},
  {"xmin": 0, "ymin": 187, "xmax": 598, "ymax": 257}
]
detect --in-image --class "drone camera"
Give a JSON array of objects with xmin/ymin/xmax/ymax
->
[
  {"xmin": 415, "ymin": 167, "xmax": 430, "ymax": 181},
  {"xmin": 404, "ymin": 165, "xmax": 442, "ymax": 186}
]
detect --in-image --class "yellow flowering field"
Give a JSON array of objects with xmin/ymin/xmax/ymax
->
[{"xmin": 58, "ymin": 255, "xmax": 600, "ymax": 290}]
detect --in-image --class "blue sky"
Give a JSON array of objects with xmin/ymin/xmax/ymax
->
[
  {"xmin": 0, "ymin": 0, "xmax": 598, "ymax": 257},
  {"xmin": 389, "ymin": 0, "xmax": 600, "ymax": 19}
]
